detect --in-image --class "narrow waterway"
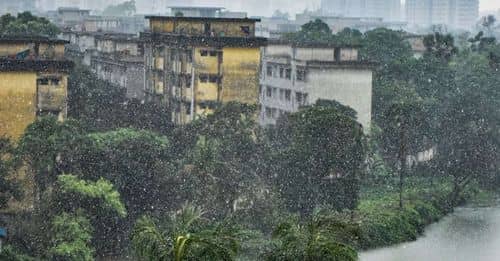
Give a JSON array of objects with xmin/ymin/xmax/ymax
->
[{"xmin": 360, "ymin": 205, "xmax": 500, "ymax": 261}]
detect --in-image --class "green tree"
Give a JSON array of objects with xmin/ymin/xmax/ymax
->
[
  {"xmin": 273, "ymin": 105, "xmax": 365, "ymax": 216},
  {"xmin": 0, "ymin": 12, "xmax": 59, "ymax": 37},
  {"xmin": 102, "ymin": 0, "xmax": 136, "ymax": 16},
  {"xmin": 0, "ymin": 137, "xmax": 22, "ymax": 209},
  {"xmin": 423, "ymin": 33, "xmax": 458, "ymax": 62},
  {"xmin": 285, "ymin": 19, "xmax": 333, "ymax": 43},
  {"xmin": 265, "ymin": 214, "xmax": 358, "ymax": 261},
  {"xmin": 49, "ymin": 212, "xmax": 94, "ymax": 261},
  {"xmin": 132, "ymin": 204, "xmax": 241, "ymax": 261}
]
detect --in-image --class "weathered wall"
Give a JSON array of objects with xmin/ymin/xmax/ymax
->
[
  {"xmin": 0, "ymin": 72, "xmax": 37, "ymax": 139},
  {"xmin": 220, "ymin": 47, "xmax": 260, "ymax": 104},
  {"xmin": 308, "ymin": 68, "xmax": 372, "ymax": 130}
]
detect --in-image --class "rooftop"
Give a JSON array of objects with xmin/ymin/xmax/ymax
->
[
  {"xmin": 268, "ymin": 40, "xmax": 362, "ymax": 49},
  {"xmin": 141, "ymin": 32, "xmax": 267, "ymax": 48},
  {"xmin": 0, "ymin": 59, "xmax": 74, "ymax": 72},
  {"xmin": 169, "ymin": 6, "xmax": 225, "ymax": 11},
  {"xmin": 0, "ymin": 36, "xmax": 69, "ymax": 44},
  {"xmin": 145, "ymin": 16, "xmax": 260, "ymax": 23}
]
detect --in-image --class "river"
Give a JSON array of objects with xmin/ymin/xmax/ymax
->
[{"xmin": 360, "ymin": 205, "xmax": 500, "ymax": 261}]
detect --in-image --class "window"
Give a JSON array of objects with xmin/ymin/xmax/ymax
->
[
  {"xmin": 285, "ymin": 68, "xmax": 292, "ymax": 80},
  {"xmin": 279, "ymin": 89, "xmax": 285, "ymax": 100},
  {"xmin": 185, "ymin": 103, "xmax": 191, "ymax": 115},
  {"xmin": 297, "ymin": 92, "xmax": 308, "ymax": 105},
  {"xmin": 241, "ymin": 26, "xmax": 250, "ymax": 35},
  {"xmin": 186, "ymin": 75, "xmax": 192, "ymax": 87},
  {"xmin": 296, "ymin": 92, "xmax": 303, "ymax": 104},
  {"xmin": 285, "ymin": 90, "xmax": 291, "ymax": 101},
  {"xmin": 297, "ymin": 70, "xmax": 306, "ymax": 81},
  {"xmin": 187, "ymin": 52, "xmax": 193, "ymax": 63},
  {"xmin": 266, "ymin": 87, "xmax": 272, "ymax": 97},
  {"xmin": 51, "ymin": 79, "xmax": 60, "ymax": 86},
  {"xmin": 271, "ymin": 108, "xmax": 277, "ymax": 119},
  {"xmin": 272, "ymin": 87, "xmax": 278, "ymax": 98},
  {"xmin": 200, "ymin": 50, "xmax": 208, "ymax": 56},
  {"xmin": 266, "ymin": 65, "xmax": 273, "ymax": 77},
  {"xmin": 209, "ymin": 75, "xmax": 219, "ymax": 83},
  {"xmin": 209, "ymin": 50, "xmax": 217, "ymax": 57},
  {"xmin": 199, "ymin": 74, "xmax": 209, "ymax": 83},
  {"xmin": 279, "ymin": 67, "xmax": 284, "ymax": 78},
  {"xmin": 37, "ymin": 78, "xmax": 49, "ymax": 85},
  {"xmin": 265, "ymin": 107, "xmax": 272, "ymax": 118}
]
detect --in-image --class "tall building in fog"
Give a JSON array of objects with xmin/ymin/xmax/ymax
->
[
  {"xmin": 406, "ymin": 0, "xmax": 479, "ymax": 30},
  {"xmin": 320, "ymin": 0, "xmax": 401, "ymax": 21}
]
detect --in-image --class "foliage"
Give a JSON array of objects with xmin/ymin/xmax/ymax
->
[
  {"xmin": 0, "ymin": 137, "xmax": 22, "ymax": 209},
  {"xmin": 0, "ymin": 12, "xmax": 59, "ymax": 37},
  {"xmin": 132, "ymin": 204, "xmax": 243, "ymax": 261},
  {"xmin": 273, "ymin": 105, "xmax": 365, "ymax": 216},
  {"xmin": 56, "ymin": 174, "xmax": 127, "ymax": 218},
  {"xmin": 68, "ymin": 65, "xmax": 172, "ymax": 133},
  {"xmin": 49, "ymin": 212, "xmax": 94, "ymax": 261},
  {"xmin": 423, "ymin": 33, "xmax": 458, "ymax": 61},
  {"xmin": 265, "ymin": 214, "xmax": 358, "ymax": 261},
  {"xmin": 17, "ymin": 117, "xmax": 84, "ymax": 197},
  {"xmin": 0, "ymin": 245, "xmax": 34, "ymax": 261},
  {"xmin": 102, "ymin": 0, "xmax": 136, "ymax": 16}
]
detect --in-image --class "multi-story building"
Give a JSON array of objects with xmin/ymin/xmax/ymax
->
[
  {"xmin": 259, "ymin": 41, "xmax": 373, "ymax": 131},
  {"xmin": 141, "ymin": 16, "xmax": 267, "ymax": 125},
  {"xmin": 0, "ymin": 37, "xmax": 73, "ymax": 139},
  {"xmin": 406, "ymin": 0, "xmax": 479, "ymax": 30},
  {"xmin": 91, "ymin": 34, "xmax": 145, "ymax": 101},
  {"xmin": 56, "ymin": 7, "xmax": 91, "ymax": 29},
  {"xmin": 320, "ymin": 0, "xmax": 402, "ymax": 21}
]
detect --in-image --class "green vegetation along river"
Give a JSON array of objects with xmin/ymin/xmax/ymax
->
[{"xmin": 360, "ymin": 203, "xmax": 500, "ymax": 261}]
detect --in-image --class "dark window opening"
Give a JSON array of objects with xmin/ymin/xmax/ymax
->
[
  {"xmin": 37, "ymin": 78, "xmax": 49, "ymax": 85},
  {"xmin": 279, "ymin": 67, "xmax": 284, "ymax": 78},
  {"xmin": 266, "ymin": 65, "xmax": 273, "ymax": 76},
  {"xmin": 285, "ymin": 90, "xmax": 291, "ymax": 101},
  {"xmin": 200, "ymin": 50, "xmax": 208, "ymax": 56},
  {"xmin": 266, "ymin": 87, "xmax": 272, "ymax": 97},
  {"xmin": 285, "ymin": 68, "xmax": 292, "ymax": 79},
  {"xmin": 240, "ymin": 26, "xmax": 250, "ymax": 35},
  {"xmin": 209, "ymin": 51, "xmax": 217, "ymax": 57},
  {"xmin": 199, "ymin": 74, "xmax": 209, "ymax": 83}
]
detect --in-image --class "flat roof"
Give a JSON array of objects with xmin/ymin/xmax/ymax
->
[
  {"xmin": 268, "ymin": 40, "xmax": 362, "ymax": 48},
  {"xmin": 169, "ymin": 6, "xmax": 224, "ymax": 10},
  {"xmin": 0, "ymin": 59, "xmax": 74, "ymax": 72},
  {"xmin": 141, "ymin": 32, "xmax": 267, "ymax": 48},
  {"xmin": 145, "ymin": 16, "xmax": 259, "ymax": 23},
  {"xmin": 0, "ymin": 37, "xmax": 69, "ymax": 44}
]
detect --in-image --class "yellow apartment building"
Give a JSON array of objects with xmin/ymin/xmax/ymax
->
[
  {"xmin": 141, "ymin": 16, "xmax": 267, "ymax": 125},
  {"xmin": 0, "ymin": 37, "xmax": 74, "ymax": 140}
]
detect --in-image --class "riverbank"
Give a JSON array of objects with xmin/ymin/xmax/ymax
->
[{"xmin": 354, "ymin": 178, "xmax": 495, "ymax": 250}]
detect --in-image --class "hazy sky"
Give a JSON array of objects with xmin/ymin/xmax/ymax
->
[{"xmin": 480, "ymin": 0, "xmax": 500, "ymax": 11}]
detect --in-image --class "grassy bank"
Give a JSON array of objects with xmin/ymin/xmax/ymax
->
[{"xmin": 354, "ymin": 177, "xmax": 494, "ymax": 250}]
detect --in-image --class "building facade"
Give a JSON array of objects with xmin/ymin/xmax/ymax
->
[
  {"xmin": 320, "ymin": 0, "xmax": 402, "ymax": 21},
  {"xmin": 406, "ymin": 0, "xmax": 479, "ymax": 30},
  {"xmin": 91, "ymin": 34, "xmax": 145, "ymax": 101},
  {"xmin": 141, "ymin": 16, "xmax": 267, "ymax": 125},
  {"xmin": 259, "ymin": 42, "xmax": 373, "ymax": 131},
  {"xmin": 0, "ymin": 37, "xmax": 73, "ymax": 139}
]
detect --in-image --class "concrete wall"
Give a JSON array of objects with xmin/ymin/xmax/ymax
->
[
  {"xmin": 307, "ymin": 68, "xmax": 372, "ymax": 130},
  {"xmin": 0, "ymin": 72, "xmax": 37, "ymax": 140}
]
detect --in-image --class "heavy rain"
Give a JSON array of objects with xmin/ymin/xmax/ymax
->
[{"xmin": 0, "ymin": 0, "xmax": 499, "ymax": 260}]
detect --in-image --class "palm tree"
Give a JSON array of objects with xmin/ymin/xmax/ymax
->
[
  {"xmin": 265, "ymin": 215, "xmax": 358, "ymax": 261},
  {"xmin": 131, "ymin": 204, "xmax": 240, "ymax": 261}
]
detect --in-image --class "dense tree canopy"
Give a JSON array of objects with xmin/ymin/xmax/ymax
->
[{"xmin": 0, "ymin": 12, "xmax": 59, "ymax": 37}]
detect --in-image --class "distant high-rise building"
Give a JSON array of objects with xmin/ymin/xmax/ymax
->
[
  {"xmin": 320, "ymin": 0, "xmax": 401, "ymax": 21},
  {"xmin": 406, "ymin": 0, "xmax": 479, "ymax": 30}
]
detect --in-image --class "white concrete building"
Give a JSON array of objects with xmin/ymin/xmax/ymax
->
[
  {"xmin": 406, "ymin": 0, "xmax": 479, "ymax": 31},
  {"xmin": 259, "ymin": 42, "xmax": 373, "ymax": 131},
  {"xmin": 320, "ymin": 0, "xmax": 402, "ymax": 21}
]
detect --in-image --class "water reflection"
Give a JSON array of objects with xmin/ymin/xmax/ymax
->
[{"xmin": 360, "ymin": 207, "xmax": 500, "ymax": 261}]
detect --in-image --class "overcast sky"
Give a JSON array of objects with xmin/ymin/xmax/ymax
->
[{"xmin": 480, "ymin": 0, "xmax": 500, "ymax": 11}]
